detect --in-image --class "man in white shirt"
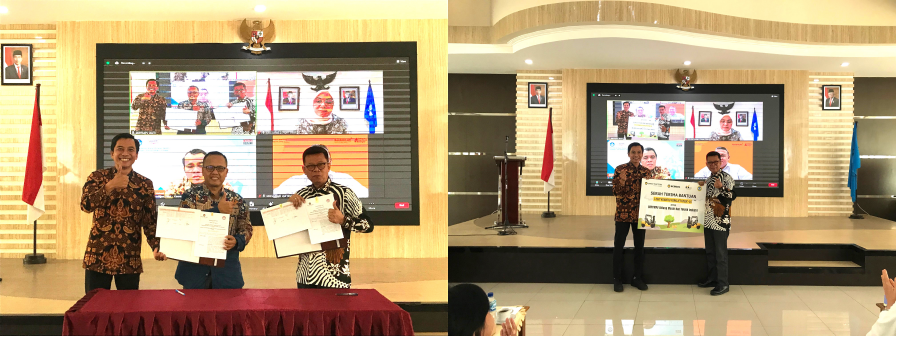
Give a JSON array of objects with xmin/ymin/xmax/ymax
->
[
  {"xmin": 694, "ymin": 147, "xmax": 753, "ymax": 180},
  {"xmin": 273, "ymin": 171, "xmax": 369, "ymax": 197}
]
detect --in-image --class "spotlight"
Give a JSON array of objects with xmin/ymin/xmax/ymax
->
[
  {"xmin": 683, "ymin": 61, "xmax": 692, "ymax": 66},
  {"xmin": 525, "ymin": 59, "xmax": 533, "ymax": 65},
  {"xmin": 0, "ymin": 6, "xmax": 8, "ymax": 14},
  {"xmin": 841, "ymin": 62, "xmax": 850, "ymax": 67}
]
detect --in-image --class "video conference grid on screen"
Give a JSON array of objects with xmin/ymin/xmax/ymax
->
[
  {"xmin": 99, "ymin": 58, "xmax": 413, "ymax": 213},
  {"xmin": 587, "ymin": 85, "xmax": 784, "ymax": 197}
]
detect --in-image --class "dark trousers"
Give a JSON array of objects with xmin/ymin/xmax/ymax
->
[
  {"xmin": 703, "ymin": 229, "xmax": 730, "ymax": 287},
  {"xmin": 613, "ymin": 221, "xmax": 645, "ymax": 281},
  {"xmin": 85, "ymin": 270, "xmax": 140, "ymax": 293},
  {"xmin": 297, "ymin": 283, "xmax": 337, "ymax": 289}
]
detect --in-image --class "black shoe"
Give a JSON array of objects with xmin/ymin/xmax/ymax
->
[
  {"xmin": 631, "ymin": 277, "xmax": 648, "ymax": 291},
  {"xmin": 697, "ymin": 280, "xmax": 716, "ymax": 288},
  {"xmin": 614, "ymin": 280, "xmax": 624, "ymax": 292},
  {"xmin": 710, "ymin": 286, "xmax": 729, "ymax": 296}
]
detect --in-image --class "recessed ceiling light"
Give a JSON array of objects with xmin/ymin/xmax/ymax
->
[
  {"xmin": 35, "ymin": 36, "xmax": 42, "ymax": 39},
  {"xmin": 683, "ymin": 61, "xmax": 692, "ymax": 66},
  {"xmin": 841, "ymin": 62, "xmax": 850, "ymax": 67},
  {"xmin": 549, "ymin": 77, "xmax": 554, "ymax": 80},
  {"xmin": 813, "ymin": 79, "xmax": 819, "ymax": 82},
  {"xmin": 525, "ymin": 59, "xmax": 533, "ymax": 65},
  {"xmin": 254, "ymin": 5, "xmax": 266, "ymax": 12},
  {"xmin": 0, "ymin": 6, "xmax": 8, "ymax": 14},
  {"xmin": 654, "ymin": 20, "xmax": 658, "ymax": 24}
]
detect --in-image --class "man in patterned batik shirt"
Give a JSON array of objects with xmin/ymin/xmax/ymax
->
[
  {"xmin": 615, "ymin": 101, "xmax": 633, "ymax": 139},
  {"xmin": 697, "ymin": 151, "xmax": 736, "ymax": 296},
  {"xmin": 132, "ymin": 79, "xmax": 169, "ymax": 134},
  {"xmin": 162, "ymin": 151, "xmax": 253, "ymax": 289},
  {"xmin": 226, "ymin": 82, "xmax": 255, "ymax": 133},
  {"xmin": 657, "ymin": 105, "xmax": 672, "ymax": 140},
  {"xmin": 288, "ymin": 145, "xmax": 374, "ymax": 288},
  {"xmin": 176, "ymin": 85, "xmax": 213, "ymax": 134},
  {"xmin": 611, "ymin": 142, "xmax": 651, "ymax": 293},
  {"xmin": 80, "ymin": 133, "xmax": 166, "ymax": 293}
]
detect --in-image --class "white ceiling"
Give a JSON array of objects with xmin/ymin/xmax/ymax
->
[
  {"xmin": 449, "ymin": 38, "xmax": 895, "ymax": 76},
  {"xmin": 0, "ymin": 0, "xmax": 447, "ymax": 23}
]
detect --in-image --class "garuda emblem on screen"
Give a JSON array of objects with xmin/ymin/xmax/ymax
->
[
  {"xmin": 675, "ymin": 69, "xmax": 697, "ymax": 91},
  {"xmin": 302, "ymin": 72, "xmax": 338, "ymax": 91},
  {"xmin": 240, "ymin": 19, "xmax": 276, "ymax": 55}
]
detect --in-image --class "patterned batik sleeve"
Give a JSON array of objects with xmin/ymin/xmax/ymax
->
[
  {"xmin": 131, "ymin": 94, "xmax": 143, "ymax": 111},
  {"xmin": 342, "ymin": 188, "xmax": 373, "ymax": 233},
  {"xmin": 612, "ymin": 166, "xmax": 630, "ymax": 198},
  {"xmin": 80, "ymin": 171, "xmax": 109, "ymax": 213},
  {"xmin": 719, "ymin": 173, "xmax": 736, "ymax": 200},
  {"xmin": 142, "ymin": 179, "xmax": 160, "ymax": 250},
  {"xmin": 179, "ymin": 190, "xmax": 198, "ymax": 209},
  {"xmin": 235, "ymin": 196, "xmax": 253, "ymax": 243}
]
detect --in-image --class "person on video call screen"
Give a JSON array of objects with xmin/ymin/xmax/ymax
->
[{"xmin": 694, "ymin": 147, "xmax": 752, "ymax": 180}]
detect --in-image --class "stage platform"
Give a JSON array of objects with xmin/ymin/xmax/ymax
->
[
  {"xmin": 0, "ymin": 257, "xmax": 447, "ymax": 335},
  {"xmin": 449, "ymin": 214, "xmax": 895, "ymax": 287}
]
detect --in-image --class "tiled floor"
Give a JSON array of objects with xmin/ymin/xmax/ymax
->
[{"xmin": 452, "ymin": 283, "xmax": 885, "ymax": 336}]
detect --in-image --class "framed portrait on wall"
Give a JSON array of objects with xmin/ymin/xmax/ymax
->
[
  {"xmin": 279, "ymin": 87, "xmax": 299, "ymax": 111},
  {"xmin": 735, "ymin": 111, "xmax": 749, "ymax": 126},
  {"xmin": 1, "ymin": 44, "xmax": 33, "ymax": 85},
  {"xmin": 528, "ymin": 82, "xmax": 548, "ymax": 108},
  {"xmin": 339, "ymin": 86, "xmax": 360, "ymax": 110},
  {"xmin": 822, "ymin": 85, "xmax": 841, "ymax": 110},
  {"xmin": 698, "ymin": 111, "xmax": 712, "ymax": 126}
]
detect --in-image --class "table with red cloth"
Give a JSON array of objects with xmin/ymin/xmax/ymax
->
[{"xmin": 63, "ymin": 288, "xmax": 415, "ymax": 336}]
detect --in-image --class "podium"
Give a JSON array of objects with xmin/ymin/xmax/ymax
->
[{"xmin": 489, "ymin": 156, "xmax": 527, "ymax": 231}]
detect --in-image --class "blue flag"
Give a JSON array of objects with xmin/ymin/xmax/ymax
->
[
  {"xmin": 848, "ymin": 122, "xmax": 861, "ymax": 202},
  {"xmin": 750, "ymin": 108, "xmax": 759, "ymax": 141},
  {"xmin": 364, "ymin": 81, "xmax": 377, "ymax": 134}
]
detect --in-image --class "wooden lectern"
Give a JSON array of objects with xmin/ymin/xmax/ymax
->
[{"xmin": 490, "ymin": 156, "xmax": 527, "ymax": 229}]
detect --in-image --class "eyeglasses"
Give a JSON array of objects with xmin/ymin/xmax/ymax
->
[
  {"xmin": 314, "ymin": 99, "xmax": 335, "ymax": 105},
  {"xmin": 707, "ymin": 161, "xmax": 721, "ymax": 165},
  {"xmin": 304, "ymin": 162, "xmax": 329, "ymax": 172},
  {"xmin": 203, "ymin": 165, "xmax": 228, "ymax": 172}
]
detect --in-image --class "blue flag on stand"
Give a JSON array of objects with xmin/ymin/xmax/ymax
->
[
  {"xmin": 750, "ymin": 108, "xmax": 759, "ymax": 141},
  {"xmin": 848, "ymin": 122, "xmax": 861, "ymax": 202},
  {"xmin": 364, "ymin": 81, "xmax": 377, "ymax": 134}
]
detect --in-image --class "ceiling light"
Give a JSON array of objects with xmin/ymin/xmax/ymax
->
[
  {"xmin": 0, "ymin": 6, "xmax": 8, "ymax": 14},
  {"xmin": 549, "ymin": 77, "xmax": 554, "ymax": 80},
  {"xmin": 254, "ymin": 5, "xmax": 266, "ymax": 12},
  {"xmin": 814, "ymin": 79, "xmax": 819, "ymax": 82},
  {"xmin": 683, "ymin": 61, "xmax": 691, "ymax": 66},
  {"xmin": 841, "ymin": 62, "xmax": 850, "ymax": 67},
  {"xmin": 524, "ymin": 59, "xmax": 533, "ymax": 65},
  {"xmin": 35, "ymin": 36, "xmax": 42, "ymax": 39},
  {"xmin": 654, "ymin": 21, "xmax": 658, "ymax": 24}
]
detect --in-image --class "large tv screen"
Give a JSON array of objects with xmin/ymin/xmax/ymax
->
[
  {"xmin": 587, "ymin": 83, "xmax": 784, "ymax": 197},
  {"xmin": 96, "ymin": 43, "xmax": 419, "ymax": 225}
]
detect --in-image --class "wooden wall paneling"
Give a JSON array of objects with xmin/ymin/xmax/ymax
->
[
  {"xmin": 516, "ymin": 71, "xmax": 563, "ymax": 214},
  {"xmin": 55, "ymin": 19, "xmax": 447, "ymax": 260},
  {"xmin": 448, "ymin": 1, "xmax": 895, "ymax": 45},
  {"xmin": 0, "ymin": 24, "xmax": 58, "ymax": 258},
  {"xmin": 807, "ymin": 72, "xmax": 855, "ymax": 216},
  {"xmin": 561, "ymin": 69, "xmax": 809, "ymax": 218}
]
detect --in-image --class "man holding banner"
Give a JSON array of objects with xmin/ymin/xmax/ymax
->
[
  {"xmin": 696, "ymin": 151, "xmax": 736, "ymax": 296},
  {"xmin": 611, "ymin": 142, "xmax": 651, "ymax": 293}
]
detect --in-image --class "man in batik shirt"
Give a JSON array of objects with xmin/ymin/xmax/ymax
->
[
  {"xmin": 288, "ymin": 145, "xmax": 373, "ymax": 288},
  {"xmin": 226, "ymin": 82, "xmax": 255, "ymax": 133},
  {"xmin": 657, "ymin": 105, "xmax": 672, "ymax": 140},
  {"xmin": 697, "ymin": 151, "xmax": 736, "ymax": 296},
  {"xmin": 80, "ymin": 133, "xmax": 166, "ymax": 293},
  {"xmin": 176, "ymin": 85, "xmax": 213, "ymax": 134},
  {"xmin": 641, "ymin": 147, "xmax": 671, "ymax": 180},
  {"xmin": 611, "ymin": 142, "xmax": 651, "ymax": 293},
  {"xmin": 132, "ymin": 79, "xmax": 169, "ymax": 134},
  {"xmin": 615, "ymin": 101, "xmax": 633, "ymax": 139},
  {"xmin": 168, "ymin": 151, "xmax": 253, "ymax": 289}
]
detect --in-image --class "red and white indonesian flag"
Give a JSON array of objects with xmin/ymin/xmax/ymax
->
[
  {"xmin": 22, "ymin": 85, "xmax": 45, "ymax": 223},
  {"xmin": 540, "ymin": 108, "xmax": 555, "ymax": 193}
]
